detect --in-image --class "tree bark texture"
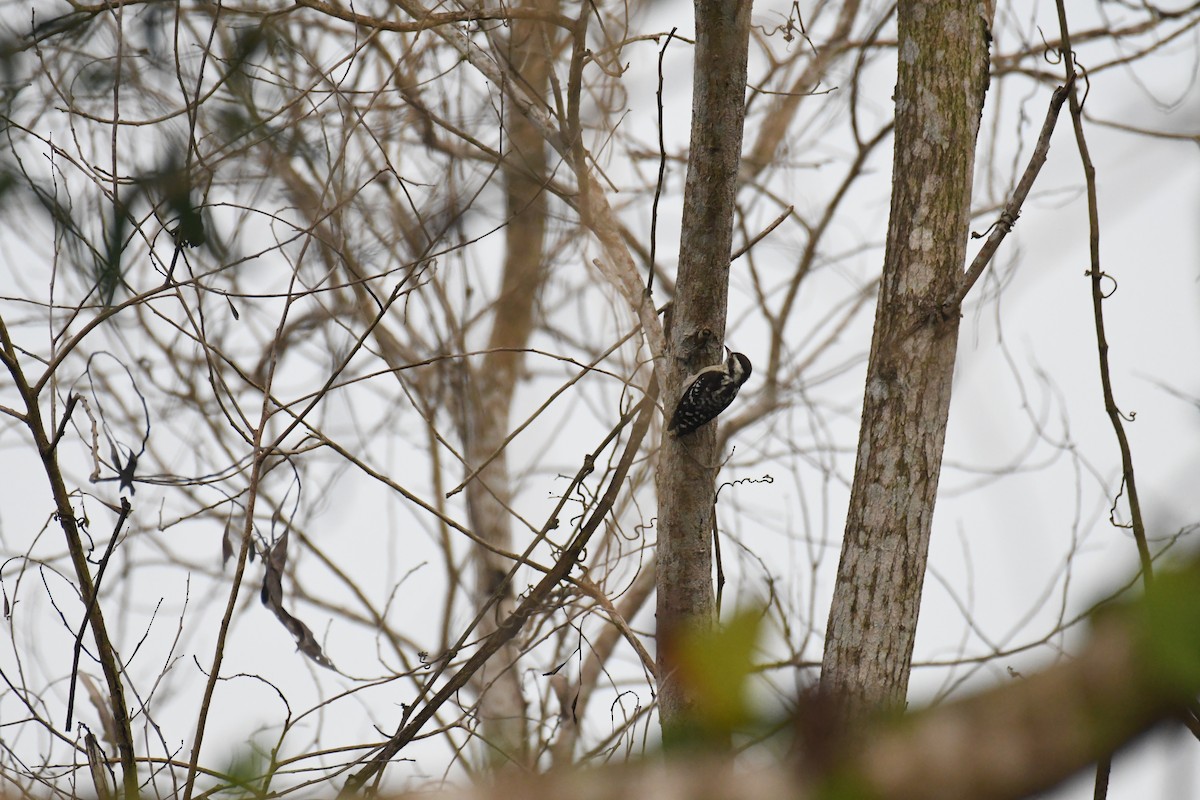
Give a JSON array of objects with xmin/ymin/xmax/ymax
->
[
  {"xmin": 463, "ymin": 2, "xmax": 556, "ymax": 766},
  {"xmin": 820, "ymin": 1, "xmax": 994, "ymax": 716},
  {"xmin": 655, "ymin": 0, "xmax": 752, "ymax": 731}
]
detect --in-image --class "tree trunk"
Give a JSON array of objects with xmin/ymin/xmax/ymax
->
[
  {"xmin": 655, "ymin": 0, "xmax": 752, "ymax": 733},
  {"xmin": 820, "ymin": 1, "xmax": 994, "ymax": 717},
  {"xmin": 463, "ymin": 2, "xmax": 556, "ymax": 768}
]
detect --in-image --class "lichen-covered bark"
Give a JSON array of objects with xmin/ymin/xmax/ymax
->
[
  {"xmin": 820, "ymin": 1, "xmax": 994, "ymax": 716},
  {"xmin": 655, "ymin": 0, "xmax": 752, "ymax": 731}
]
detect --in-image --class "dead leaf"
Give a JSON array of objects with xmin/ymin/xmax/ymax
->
[
  {"xmin": 260, "ymin": 529, "xmax": 336, "ymax": 670},
  {"xmin": 80, "ymin": 673, "xmax": 118, "ymax": 746},
  {"xmin": 221, "ymin": 518, "xmax": 235, "ymax": 567},
  {"xmin": 84, "ymin": 731, "xmax": 114, "ymax": 800}
]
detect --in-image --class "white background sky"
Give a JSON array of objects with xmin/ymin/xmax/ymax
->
[{"xmin": 0, "ymin": 1, "xmax": 1198, "ymax": 797}]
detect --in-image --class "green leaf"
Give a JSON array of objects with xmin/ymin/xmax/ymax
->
[
  {"xmin": 665, "ymin": 607, "xmax": 764, "ymax": 746},
  {"xmin": 1135, "ymin": 564, "xmax": 1200, "ymax": 697},
  {"xmin": 95, "ymin": 205, "xmax": 128, "ymax": 307}
]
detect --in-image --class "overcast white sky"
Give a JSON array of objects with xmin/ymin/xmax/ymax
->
[{"xmin": 0, "ymin": 1, "xmax": 1198, "ymax": 797}]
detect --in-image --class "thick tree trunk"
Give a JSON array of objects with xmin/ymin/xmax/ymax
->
[
  {"xmin": 655, "ymin": 0, "xmax": 752, "ymax": 732},
  {"xmin": 820, "ymin": 1, "xmax": 994, "ymax": 716}
]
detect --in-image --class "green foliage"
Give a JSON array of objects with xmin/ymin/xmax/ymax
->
[
  {"xmin": 146, "ymin": 159, "xmax": 206, "ymax": 250},
  {"xmin": 1134, "ymin": 563, "xmax": 1200, "ymax": 698},
  {"xmin": 663, "ymin": 607, "xmax": 764, "ymax": 748},
  {"xmin": 0, "ymin": 167, "xmax": 17, "ymax": 206},
  {"xmin": 217, "ymin": 743, "xmax": 271, "ymax": 799},
  {"xmin": 96, "ymin": 203, "xmax": 128, "ymax": 307},
  {"xmin": 814, "ymin": 772, "xmax": 879, "ymax": 800}
]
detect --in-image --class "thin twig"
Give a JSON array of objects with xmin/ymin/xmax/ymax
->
[
  {"xmin": 649, "ymin": 28, "xmax": 679, "ymax": 297},
  {"xmin": 1093, "ymin": 754, "xmax": 1112, "ymax": 800},
  {"xmin": 574, "ymin": 577, "xmax": 657, "ymax": 679},
  {"xmin": 445, "ymin": 329, "xmax": 642, "ymax": 498},
  {"xmin": 565, "ymin": 1, "xmax": 590, "ymax": 228},
  {"xmin": 712, "ymin": 508, "xmax": 724, "ymax": 616},
  {"xmin": 65, "ymin": 497, "xmax": 132, "ymax": 731},
  {"xmin": 946, "ymin": 75, "xmax": 1074, "ymax": 311},
  {"xmin": 1053, "ymin": 0, "xmax": 1152, "ymax": 587},
  {"xmin": 0, "ymin": 314, "xmax": 138, "ymax": 795},
  {"xmin": 1053, "ymin": 2, "xmax": 1164, "ymax": 791},
  {"xmin": 730, "ymin": 204, "xmax": 793, "ymax": 262},
  {"xmin": 294, "ymin": 0, "xmax": 575, "ymax": 33},
  {"xmin": 48, "ymin": 392, "xmax": 79, "ymax": 452},
  {"xmin": 340, "ymin": 391, "xmax": 657, "ymax": 796}
]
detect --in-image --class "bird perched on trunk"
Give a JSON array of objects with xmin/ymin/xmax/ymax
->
[{"xmin": 667, "ymin": 348, "xmax": 752, "ymax": 436}]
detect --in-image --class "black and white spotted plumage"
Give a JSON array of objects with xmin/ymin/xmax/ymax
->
[{"xmin": 667, "ymin": 350, "xmax": 752, "ymax": 436}]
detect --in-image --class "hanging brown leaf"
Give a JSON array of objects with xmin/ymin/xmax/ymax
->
[
  {"xmin": 80, "ymin": 673, "xmax": 118, "ymax": 746},
  {"xmin": 221, "ymin": 517, "xmax": 235, "ymax": 567},
  {"xmin": 84, "ymin": 730, "xmax": 115, "ymax": 800},
  {"xmin": 260, "ymin": 529, "xmax": 336, "ymax": 670}
]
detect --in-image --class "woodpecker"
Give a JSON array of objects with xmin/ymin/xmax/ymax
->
[{"xmin": 667, "ymin": 349, "xmax": 752, "ymax": 436}]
